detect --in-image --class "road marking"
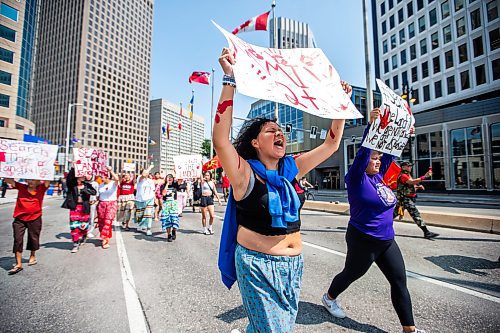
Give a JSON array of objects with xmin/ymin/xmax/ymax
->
[
  {"xmin": 115, "ymin": 222, "xmax": 150, "ymax": 333},
  {"xmin": 302, "ymin": 241, "xmax": 500, "ymax": 304}
]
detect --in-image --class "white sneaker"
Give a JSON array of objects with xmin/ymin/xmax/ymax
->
[
  {"xmin": 208, "ymin": 226, "xmax": 214, "ymax": 235},
  {"xmin": 87, "ymin": 232, "xmax": 95, "ymax": 238},
  {"xmin": 203, "ymin": 228, "xmax": 210, "ymax": 235},
  {"xmin": 322, "ymin": 293, "xmax": 346, "ymax": 318},
  {"xmin": 71, "ymin": 244, "xmax": 79, "ymax": 253},
  {"xmin": 146, "ymin": 230, "xmax": 152, "ymax": 236}
]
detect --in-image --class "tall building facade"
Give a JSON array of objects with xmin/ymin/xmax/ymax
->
[
  {"xmin": 149, "ymin": 99, "xmax": 205, "ymax": 174},
  {"xmin": 371, "ymin": 0, "xmax": 500, "ymax": 191},
  {"xmin": 31, "ymin": 0, "xmax": 153, "ymax": 171},
  {"xmin": 0, "ymin": 0, "xmax": 38, "ymax": 140},
  {"xmin": 269, "ymin": 17, "xmax": 317, "ymax": 48}
]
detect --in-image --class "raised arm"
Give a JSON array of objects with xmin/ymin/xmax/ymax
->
[
  {"xmin": 107, "ymin": 166, "xmax": 119, "ymax": 183},
  {"xmin": 139, "ymin": 165, "xmax": 154, "ymax": 181},
  {"xmin": 294, "ymin": 81, "xmax": 351, "ymax": 178},
  {"xmin": 3, "ymin": 178, "xmax": 15, "ymax": 187},
  {"xmin": 212, "ymin": 48, "xmax": 252, "ymax": 201}
]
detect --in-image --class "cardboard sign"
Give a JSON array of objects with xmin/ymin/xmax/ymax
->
[
  {"xmin": 73, "ymin": 148, "xmax": 108, "ymax": 177},
  {"xmin": 173, "ymin": 154, "xmax": 202, "ymax": 179},
  {"xmin": 0, "ymin": 139, "xmax": 58, "ymax": 180},
  {"xmin": 214, "ymin": 22, "xmax": 362, "ymax": 120},
  {"xmin": 362, "ymin": 79, "xmax": 415, "ymax": 157},
  {"xmin": 123, "ymin": 162, "xmax": 136, "ymax": 172}
]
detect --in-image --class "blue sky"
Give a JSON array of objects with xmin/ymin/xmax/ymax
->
[{"xmin": 150, "ymin": 0, "xmax": 371, "ymax": 138}]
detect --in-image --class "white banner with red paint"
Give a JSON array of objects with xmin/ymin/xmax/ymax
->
[
  {"xmin": 0, "ymin": 139, "xmax": 58, "ymax": 180},
  {"xmin": 73, "ymin": 148, "xmax": 108, "ymax": 177},
  {"xmin": 173, "ymin": 154, "xmax": 203, "ymax": 179},
  {"xmin": 361, "ymin": 79, "xmax": 415, "ymax": 157},
  {"xmin": 214, "ymin": 22, "xmax": 362, "ymax": 120}
]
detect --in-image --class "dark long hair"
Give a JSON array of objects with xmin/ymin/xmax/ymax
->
[{"xmin": 233, "ymin": 117, "xmax": 276, "ymax": 160}]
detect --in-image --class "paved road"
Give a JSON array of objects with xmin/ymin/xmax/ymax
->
[{"xmin": 0, "ymin": 198, "xmax": 499, "ymax": 332}]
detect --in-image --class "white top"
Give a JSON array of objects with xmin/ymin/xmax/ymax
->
[
  {"xmin": 136, "ymin": 177, "xmax": 155, "ymax": 202},
  {"xmin": 89, "ymin": 181, "xmax": 99, "ymax": 201},
  {"xmin": 98, "ymin": 181, "xmax": 118, "ymax": 202}
]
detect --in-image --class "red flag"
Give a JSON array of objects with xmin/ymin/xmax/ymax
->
[
  {"xmin": 202, "ymin": 156, "xmax": 222, "ymax": 172},
  {"xmin": 188, "ymin": 71, "xmax": 210, "ymax": 85},
  {"xmin": 166, "ymin": 123, "xmax": 171, "ymax": 139},
  {"xmin": 232, "ymin": 11, "xmax": 270, "ymax": 35},
  {"xmin": 178, "ymin": 104, "xmax": 183, "ymax": 131},
  {"xmin": 383, "ymin": 161, "xmax": 402, "ymax": 190}
]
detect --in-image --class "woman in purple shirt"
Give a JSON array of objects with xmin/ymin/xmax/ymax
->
[{"xmin": 322, "ymin": 109, "xmax": 427, "ymax": 333}]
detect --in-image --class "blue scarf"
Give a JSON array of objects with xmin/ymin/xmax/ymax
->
[{"xmin": 218, "ymin": 156, "xmax": 300, "ymax": 289}]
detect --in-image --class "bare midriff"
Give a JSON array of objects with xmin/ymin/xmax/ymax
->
[{"xmin": 237, "ymin": 225, "xmax": 302, "ymax": 256}]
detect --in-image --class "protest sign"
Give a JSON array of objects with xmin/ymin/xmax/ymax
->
[
  {"xmin": 0, "ymin": 139, "xmax": 58, "ymax": 180},
  {"xmin": 123, "ymin": 162, "xmax": 136, "ymax": 172},
  {"xmin": 361, "ymin": 79, "xmax": 415, "ymax": 157},
  {"xmin": 173, "ymin": 154, "xmax": 202, "ymax": 179},
  {"xmin": 213, "ymin": 21, "xmax": 362, "ymax": 120},
  {"xmin": 73, "ymin": 148, "xmax": 108, "ymax": 177}
]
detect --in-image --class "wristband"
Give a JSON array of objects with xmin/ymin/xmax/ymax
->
[
  {"xmin": 222, "ymin": 74, "xmax": 236, "ymax": 87},
  {"xmin": 420, "ymin": 176, "xmax": 426, "ymax": 180}
]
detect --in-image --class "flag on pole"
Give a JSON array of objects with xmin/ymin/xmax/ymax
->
[
  {"xmin": 232, "ymin": 11, "xmax": 270, "ymax": 35},
  {"xmin": 188, "ymin": 92, "xmax": 194, "ymax": 119},
  {"xmin": 188, "ymin": 71, "xmax": 210, "ymax": 85},
  {"xmin": 383, "ymin": 161, "xmax": 402, "ymax": 190},
  {"xmin": 162, "ymin": 125, "xmax": 166, "ymax": 134},
  {"xmin": 166, "ymin": 123, "xmax": 172, "ymax": 139},
  {"xmin": 178, "ymin": 103, "xmax": 183, "ymax": 131}
]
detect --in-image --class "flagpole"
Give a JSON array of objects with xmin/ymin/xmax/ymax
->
[
  {"xmin": 179, "ymin": 102, "xmax": 182, "ymax": 154},
  {"xmin": 210, "ymin": 68, "xmax": 215, "ymax": 160},
  {"xmin": 272, "ymin": 0, "xmax": 279, "ymax": 124},
  {"xmin": 190, "ymin": 89, "xmax": 194, "ymax": 153}
]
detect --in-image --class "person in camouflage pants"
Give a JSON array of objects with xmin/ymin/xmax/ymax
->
[{"xmin": 394, "ymin": 161, "xmax": 439, "ymax": 239}]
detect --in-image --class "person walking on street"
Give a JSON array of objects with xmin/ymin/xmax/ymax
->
[
  {"xmin": 1, "ymin": 178, "xmax": 9, "ymax": 198},
  {"xmin": 86, "ymin": 174, "xmax": 99, "ymax": 238},
  {"xmin": 192, "ymin": 177, "xmax": 202, "ymax": 212},
  {"xmin": 4, "ymin": 178, "xmax": 50, "ymax": 275},
  {"xmin": 118, "ymin": 171, "xmax": 135, "ymax": 231},
  {"xmin": 394, "ymin": 162, "xmax": 439, "ymax": 239},
  {"xmin": 200, "ymin": 171, "xmax": 221, "ymax": 235},
  {"xmin": 215, "ymin": 47, "xmax": 348, "ymax": 332},
  {"xmin": 221, "ymin": 173, "xmax": 230, "ymax": 202},
  {"xmin": 153, "ymin": 171, "xmax": 163, "ymax": 221},
  {"xmin": 160, "ymin": 174, "xmax": 180, "ymax": 242},
  {"xmin": 173, "ymin": 177, "xmax": 188, "ymax": 217},
  {"xmin": 62, "ymin": 167, "xmax": 97, "ymax": 253},
  {"xmin": 135, "ymin": 165, "xmax": 156, "ymax": 236},
  {"xmin": 322, "ymin": 109, "xmax": 428, "ymax": 333},
  {"xmin": 96, "ymin": 166, "xmax": 119, "ymax": 249}
]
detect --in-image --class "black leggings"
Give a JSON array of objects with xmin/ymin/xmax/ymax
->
[{"xmin": 328, "ymin": 224, "xmax": 414, "ymax": 326}]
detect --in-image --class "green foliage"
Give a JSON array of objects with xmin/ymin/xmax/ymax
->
[{"xmin": 201, "ymin": 139, "xmax": 214, "ymax": 158}]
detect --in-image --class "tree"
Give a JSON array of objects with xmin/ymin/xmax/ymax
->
[{"xmin": 201, "ymin": 139, "xmax": 215, "ymax": 158}]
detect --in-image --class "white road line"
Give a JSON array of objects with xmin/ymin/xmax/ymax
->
[
  {"xmin": 115, "ymin": 223, "xmax": 149, "ymax": 333},
  {"xmin": 302, "ymin": 241, "xmax": 500, "ymax": 304}
]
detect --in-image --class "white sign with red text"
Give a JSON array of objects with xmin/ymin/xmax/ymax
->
[
  {"xmin": 73, "ymin": 148, "xmax": 108, "ymax": 177},
  {"xmin": 0, "ymin": 139, "xmax": 58, "ymax": 180},
  {"xmin": 214, "ymin": 22, "xmax": 362, "ymax": 120},
  {"xmin": 173, "ymin": 154, "xmax": 202, "ymax": 179}
]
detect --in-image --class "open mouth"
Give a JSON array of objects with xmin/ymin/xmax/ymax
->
[{"xmin": 274, "ymin": 139, "xmax": 284, "ymax": 148}]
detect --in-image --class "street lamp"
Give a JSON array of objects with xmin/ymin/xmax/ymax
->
[
  {"xmin": 65, "ymin": 102, "xmax": 83, "ymax": 172},
  {"xmin": 401, "ymin": 84, "xmax": 416, "ymax": 163}
]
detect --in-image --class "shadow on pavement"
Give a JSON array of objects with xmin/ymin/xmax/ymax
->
[
  {"xmin": 55, "ymin": 232, "xmax": 72, "ymax": 240},
  {"xmin": 216, "ymin": 304, "xmax": 246, "ymax": 323},
  {"xmin": 429, "ymin": 275, "xmax": 500, "ymax": 294},
  {"xmin": 0, "ymin": 256, "xmax": 14, "ymax": 271},
  {"xmin": 41, "ymin": 241, "xmax": 75, "ymax": 251},
  {"xmin": 424, "ymin": 255, "xmax": 500, "ymax": 276},
  {"xmin": 396, "ymin": 234, "xmax": 500, "ymax": 242}
]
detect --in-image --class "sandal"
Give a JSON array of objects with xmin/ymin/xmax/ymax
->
[
  {"xmin": 102, "ymin": 243, "xmax": 110, "ymax": 249},
  {"xmin": 28, "ymin": 259, "xmax": 37, "ymax": 266},
  {"xmin": 8, "ymin": 266, "xmax": 23, "ymax": 275}
]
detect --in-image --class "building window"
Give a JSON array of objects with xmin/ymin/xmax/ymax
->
[
  {"xmin": 0, "ymin": 118, "xmax": 6, "ymax": 127},
  {"xmin": 417, "ymin": 0, "xmax": 424, "ymax": 11},
  {"xmin": 447, "ymin": 75, "xmax": 456, "ymax": 93},
  {"xmin": 418, "ymin": 16, "xmax": 426, "ymax": 32},
  {"xmin": 412, "ymin": 88, "xmax": 419, "ymax": 105},
  {"xmin": 0, "ymin": 93, "xmax": 9, "ymax": 107},
  {"xmin": 392, "ymin": 54, "xmax": 398, "ymax": 69},
  {"xmin": 389, "ymin": 0, "xmax": 394, "ymax": 9},
  {"xmin": 391, "ymin": 34, "xmax": 397, "ymax": 49},
  {"xmin": 0, "ymin": 47, "xmax": 14, "ymax": 63},
  {"xmin": 441, "ymin": 1, "xmax": 450, "ymax": 19},
  {"xmin": 431, "ymin": 32, "xmax": 439, "ymax": 49},
  {"xmin": 420, "ymin": 38, "xmax": 427, "ymax": 55},
  {"xmin": 0, "ymin": 24, "xmax": 16, "ymax": 42},
  {"xmin": 402, "ymin": 71, "xmax": 408, "ymax": 85},
  {"xmin": 475, "ymin": 64, "xmax": 486, "ymax": 85},
  {"xmin": 460, "ymin": 70, "xmax": 470, "ymax": 89},
  {"xmin": 383, "ymin": 40, "xmax": 388, "ymax": 53},
  {"xmin": 411, "ymin": 66, "xmax": 418, "ymax": 82},
  {"xmin": 399, "ymin": 29, "xmax": 405, "ymax": 44},
  {"xmin": 380, "ymin": 2, "xmax": 386, "ymax": 15},
  {"xmin": 472, "ymin": 36, "xmax": 483, "ymax": 57},
  {"xmin": 410, "ymin": 44, "xmax": 417, "ymax": 60},
  {"xmin": 401, "ymin": 49, "xmax": 407, "ymax": 65},
  {"xmin": 491, "ymin": 123, "xmax": 500, "ymax": 189},
  {"xmin": 454, "ymin": 0, "xmax": 464, "ymax": 11},
  {"xmin": 433, "ymin": 56, "xmax": 441, "ymax": 74},
  {"xmin": 384, "ymin": 59, "xmax": 389, "ymax": 73},
  {"xmin": 445, "ymin": 50, "xmax": 454, "ymax": 68},
  {"xmin": 393, "ymin": 75, "xmax": 399, "ymax": 89},
  {"xmin": 429, "ymin": 8, "xmax": 437, "ymax": 26},
  {"xmin": 415, "ymin": 131, "xmax": 445, "ymax": 190},
  {"xmin": 490, "ymin": 28, "xmax": 500, "ymax": 51},
  {"xmin": 390, "ymin": 15, "xmax": 395, "ymax": 29},
  {"xmin": 458, "ymin": 43, "xmax": 468, "ymax": 63},
  {"xmin": 487, "ymin": 1, "xmax": 498, "ymax": 22},
  {"xmin": 423, "ymin": 85, "xmax": 430, "ymax": 101},
  {"xmin": 408, "ymin": 22, "xmax": 415, "ymax": 38},
  {"xmin": 434, "ymin": 80, "xmax": 442, "ymax": 98},
  {"xmin": 493, "ymin": 58, "xmax": 500, "ymax": 80},
  {"xmin": 407, "ymin": 1, "xmax": 414, "ymax": 17},
  {"xmin": 470, "ymin": 8, "xmax": 481, "ymax": 30},
  {"xmin": 398, "ymin": 8, "xmax": 404, "ymax": 23},
  {"xmin": 382, "ymin": 21, "xmax": 387, "ymax": 34},
  {"xmin": 443, "ymin": 25, "xmax": 452, "ymax": 44},
  {"xmin": 456, "ymin": 17, "xmax": 466, "ymax": 37},
  {"xmin": 451, "ymin": 126, "xmax": 485, "ymax": 189},
  {"xmin": 0, "ymin": 70, "xmax": 11, "ymax": 85},
  {"xmin": 422, "ymin": 61, "xmax": 429, "ymax": 78},
  {"xmin": 0, "ymin": 3, "xmax": 18, "ymax": 21}
]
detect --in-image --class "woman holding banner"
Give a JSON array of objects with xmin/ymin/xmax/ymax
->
[
  {"xmin": 322, "ymin": 109, "xmax": 427, "ymax": 333},
  {"xmin": 97, "ymin": 166, "xmax": 119, "ymax": 249},
  {"xmin": 215, "ymin": 48, "xmax": 348, "ymax": 332}
]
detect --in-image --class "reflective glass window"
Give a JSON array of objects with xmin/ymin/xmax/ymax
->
[
  {"xmin": 0, "ymin": 70, "xmax": 11, "ymax": 85},
  {"xmin": 418, "ymin": 16, "xmax": 426, "ymax": 32},
  {"xmin": 0, "ymin": 24, "xmax": 15, "ymax": 42},
  {"xmin": 409, "ymin": 23, "xmax": 415, "ymax": 38},
  {"xmin": 422, "ymin": 61, "xmax": 429, "ymax": 78},
  {"xmin": 407, "ymin": 1, "xmax": 414, "ymax": 17},
  {"xmin": 0, "ymin": 47, "xmax": 13, "ymax": 63},
  {"xmin": 460, "ymin": 70, "xmax": 470, "ymax": 89},
  {"xmin": 429, "ymin": 8, "xmax": 437, "ymax": 26},
  {"xmin": 456, "ymin": 17, "xmax": 466, "ymax": 37},
  {"xmin": 445, "ymin": 50, "xmax": 454, "ymax": 68},
  {"xmin": 431, "ymin": 32, "xmax": 439, "ymax": 49},
  {"xmin": 0, "ymin": 3, "xmax": 18, "ymax": 21},
  {"xmin": 435, "ymin": 80, "xmax": 442, "ymax": 98},
  {"xmin": 0, "ymin": 93, "xmax": 9, "ymax": 107},
  {"xmin": 491, "ymin": 123, "xmax": 500, "ymax": 188},
  {"xmin": 420, "ymin": 38, "xmax": 427, "ymax": 55},
  {"xmin": 458, "ymin": 43, "xmax": 468, "ymax": 63},
  {"xmin": 441, "ymin": 1, "xmax": 450, "ymax": 19},
  {"xmin": 473, "ymin": 36, "xmax": 484, "ymax": 57},
  {"xmin": 447, "ymin": 75, "xmax": 456, "ymax": 93},
  {"xmin": 433, "ymin": 56, "xmax": 441, "ymax": 74},
  {"xmin": 443, "ymin": 25, "xmax": 452, "ymax": 44},
  {"xmin": 487, "ymin": 1, "xmax": 498, "ymax": 22},
  {"xmin": 489, "ymin": 28, "xmax": 500, "ymax": 51},
  {"xmin": 455, "ymin": 0, "xmax": 464, "ymax": 11},
  {"xmin": 470, "ymin": 8, "xmax": 481, "ymax": 30},
  {"xmin": 410, "ymin": 44, "xmax": 417, "ymax": 60}
]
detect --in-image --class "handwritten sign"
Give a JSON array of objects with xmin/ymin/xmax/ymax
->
[
  {"xmin": 123, "ymin": 162, "xmax": 136, "ymax": 172},
  {"xmin": 0, "ymin": 139, "xmax": 58, "ymax": 180},
  {"xmin": 213, "ymin": 22, "xmax": 362, "ymax": 120},
  {"xmin": 173, "ymin": 154, "xmax": 202, "ymax": 179},
  {"xmin": 362, "ymin": 79, "xmax": 415, "ymax": 157},
  {"xmin": 73, "ymin": 148, "xmax": 108, "ymax": 177}
]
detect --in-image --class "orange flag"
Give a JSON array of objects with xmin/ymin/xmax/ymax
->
[
  {"xmin": 383, "ymin": 161, "xmax": 401, "ymax": 190},
  {"xmin": 202, "ymin": 156, "xmax": 222, "ymax": 172}
]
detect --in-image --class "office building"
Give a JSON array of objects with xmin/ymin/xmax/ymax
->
[
  {"xmin": 371, "ymin": 0, "xmax": 499, "ymax": 191},
  {"xmin": 0, "ymin": 0, "xmax": 38, "ymax": 140},
  {"xmin": 149, "ymin": 98, "xmax": 205, "ymax": 174},
  {"xmin": 269, "ymin": 16, "xmax": 317, "ymax": 48},
  {"xmin": 31, "ymin": 0, "xmax": 154, "ymax": 171}
]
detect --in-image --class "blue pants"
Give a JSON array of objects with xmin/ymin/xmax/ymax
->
[{"xmin": 235, "ymin": 244, "xmax": 303, "ymax": 333}]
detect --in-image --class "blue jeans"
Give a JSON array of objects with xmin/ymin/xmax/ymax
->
[{"xmin": 235, "ymin": 244, "xmax": 303, "ymax": 333}]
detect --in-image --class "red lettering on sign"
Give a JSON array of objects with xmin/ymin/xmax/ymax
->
[
  {"xmin": 300, "ymin": 89, "xmax": 319, "ymax": 110},
  {"xmin": 329, "ymin": 128, "xmax": 336, "ymax": 140}
]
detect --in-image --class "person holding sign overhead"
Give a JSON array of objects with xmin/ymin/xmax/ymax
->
[
  {"xmin": 215, "ymin": 47, "xmax": 349, "ymax": 333},
  {"xmin": 322, "ymin": 109, "xmax": 427, "ymax": 333},
  {"xmin": 97, "ymin": 166, "xmax": 120, "ymax": 249}
]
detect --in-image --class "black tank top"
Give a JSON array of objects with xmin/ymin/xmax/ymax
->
[{"xmin": 235, "ymin": 175, "xmax": 305, "ymax": 236}]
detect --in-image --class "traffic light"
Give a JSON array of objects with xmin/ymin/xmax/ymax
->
[{"xmin": 285, "ymin": 123, "xmax": 292, "ymax": 133}]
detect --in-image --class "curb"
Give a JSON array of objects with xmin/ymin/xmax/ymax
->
[{"xmin": 303, "ymin": 201, "xmax": 500, "ymax": 234}]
